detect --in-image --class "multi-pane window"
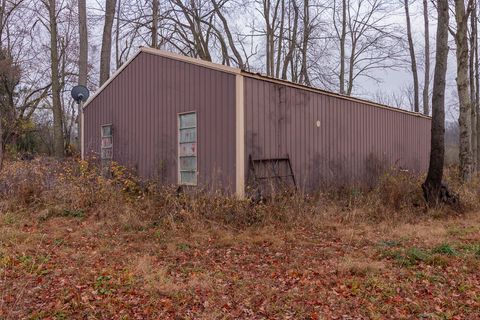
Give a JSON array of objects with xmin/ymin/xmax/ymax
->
[
  {"xmin": 101, "ymin": 124, "xmax": 113, "ymax": 160},
  {"xmin": 178, "ymin": 113, "xmax": 197, "ymax": 185},
  {"xmin": 100, "ymin": 124, "xmax": 113, "ymax": 176}
]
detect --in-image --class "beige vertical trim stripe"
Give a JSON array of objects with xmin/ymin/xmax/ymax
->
[
  {"xmin": 80, "ymin": 109, "xmax": 85, "ymax": 159},
  {"xmin": 235, "ymin": 75, "xmax": 245, "ymax": 199}
]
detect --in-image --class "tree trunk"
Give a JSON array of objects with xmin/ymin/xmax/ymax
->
[
  {"xmin": 100, "ymin": 0, "xmax": 117, "ymax": 85},
  {"xmin": 0, "ymin": 0, "xmax": 5, "ymax": 47},
  {"xmin": 299, "ymin": 0, "xmax": 310, "ymax": 86},
  {"xmin": 339, "ymin": 0, "xmax": 347, "ymax": 94},
  {"xmin": 423, "ymin": 0, "xmax": 430, "ymax": 115},
  {"xmin": 275, "ymin": 0, "xmax": 284, "ymax": 79},
  {"xmin": 476, "ymin": 5, "xmax": 480, "ymax": 170},
  {"xmin": 78, "ymin": 0, "xmax": 88, "ymax": 87},
  {"xmin": 346, "ymin": 43, "xmax": 355, "ymax": 96},
  {"xmin": 264, "ymin": 0, "xmax": 271, "ymax": 76},
  {"xmin": 47, "ymin": 0, "xmax": 64, "ymax": 158},
  {"xmin": 115, "ymin": 0, "xmax": 121, "ymax": 69},
  {"xmin": 78, "ymin": 0, "xmax": 88, "ymax": 152},
  {"xmin": 152, "ymin": 0, "xmax": 159, "ymax": 48},
  {"xmin": 470, "ymin": 1, "xmax": 477, "ymax": 169},
  {"xmin": 281, "ymin": 1, "xmax": 298, "ymax": 80},
  {"xmin": 422, "ymin": 0, "xmax": 449, "ymax": 205},
  {"xmin": 455, "ymin": 0, "xmax": 473, "ymax": 182},
  {"xmin": 404, "ymin": 0, "xmax": 419, "ymax": 113},
  {"xmin": 0, "ymin": 108, "xmax": 3, "ymax": 171},
  {"xmin": 211, "ymin": 0, "xmax": 245, "ymax": 69}
]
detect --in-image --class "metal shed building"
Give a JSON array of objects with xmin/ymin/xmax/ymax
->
[{"xmin": 82, "ymin": 47, "xmax": 431, "ymax": 198}]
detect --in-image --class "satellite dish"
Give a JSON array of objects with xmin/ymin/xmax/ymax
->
[{"xmin": 71, "ymin": 85, "xmax": 90, "ymax": 103}]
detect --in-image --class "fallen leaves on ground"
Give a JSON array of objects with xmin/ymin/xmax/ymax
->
[{"xmin": 1, "ymin": 212, "xmax": 480, "ymax": 319}]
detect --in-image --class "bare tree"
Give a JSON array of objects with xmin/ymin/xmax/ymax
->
[
  {"xmin": 211, "ymin": 0, "xmax": 246, "ymax": 69},
  {"xmin": 0, "ymin": 106, "xmax": 3, "ymax": 170},
  {"xmin": 475, "ymin": 4, "xmax": 480, "ymax": 170},
  {"xmin": 261, "ymin": 0, "xmax": 281, "ymax": 77},
  {"xmin": 403, "ymin": 0, "xmax": 419, "ymax": 112},
  {"xmin": 454, "ymin": 0, "xmax": 474, "ymax": 182},
  {"xmin": 77, "ymin": 0, "xmax": 87, "ymax": 151},
  {"xmin": 0, "ymin": 45, "xmax": 49, "ymax": 156},
  {"xmin": 0, "ymin": 0, "xmax": 17, "ymax": 168},
  {"xmin": 469, "ymin": 0, "xmax": 477, "ymax": 168},
  {"xmin": 100, "ymin": 0, "xmax": 117, "ymax": 85},
  {"xmin": 298, "ymin": 0, "xmax": 311, "ymax": 85},
  {"xmin": 422, "ymin": 0, "xmax": 449, "ymax": 205},
  {"xmin": 0, "ymin": 0, "xmax": 80, "ymax": 158},
  {"xmin": 115, "ymin": 0, "xmax": 122, "ymax": 68},
  {"xmin": 166, "ymin": 0, "xmax": 214, "ymax": 60},
  {"xmin": 332, "ymin": 0, "xmax": 404, "ymax": 96},
  {"xmin": 280, "ymin": 1, "xmax": 299, "ymax": 80},
  {"xmin": 43, "ymin": 0, "xmax": 64, "ymax": 157},
  {"xmin": 423, "ymin": 0, "xmax": 430, "ymax": 115},
  {"xmin": 152, "ymin": 0, "xmax": 159, "ymax": 48},
  {"xmin": 113, "ymin": 0, "xmax": 169, "ymax": 67},
  {"xmin": 0, "ymin": 50, "xmax": 16, "ymax": 167},
  {"xmin": 334, "ymin": 0, "xmax": 347, "ymax": 94},
  {"xmin": 373, "ymin": 87, "xmax": 410, "ymax": 109},
  {"xmin": 78, "ymin": 0, "xmax": 88, "ymax": 87}
]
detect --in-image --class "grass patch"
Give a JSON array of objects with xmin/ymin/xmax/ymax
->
[
  {"xmin": 447, "ymin": 226, "xmax": 479, "ymax": 236},
  {"xmin": 380, "ymin": 246, "xmax": 454, "ymax": 268},
  {"xmin": 378, "ymin": 240, "xmax": 402, "ymax": 247},
  {"xmin": 403, "ymin": 247, "xmax": 430, "ymax": 266},
  {"xmin": 432, "ymin": 243, "xmax": 457, "ymax": 256},
  {"xmin": 94, "ymin": 275, "xmax": 114, "ymax": 295},
  {"xmin": 177, "ymin": 243, "xmax": 191, "ymax": 251},
  {"xmin": 61, "ymin": 209, "xmax": 85, "ymax": 218}
]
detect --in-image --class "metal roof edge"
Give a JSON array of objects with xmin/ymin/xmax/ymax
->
[
  {"xmin": 240, "ymin": 70, "xmax": 431, "ymax": 120},
  {"xmin": 140, "ymin": 47, "xmax": 241, "ymax": 75}
]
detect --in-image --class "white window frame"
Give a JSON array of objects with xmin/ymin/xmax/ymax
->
[
  {"xmin": 178, "ymin": 112, "xmax": 198, "ymax": 186},
  {"xmin": 100, "ymin": 124, "xmax": 113, "ymax": 160}
]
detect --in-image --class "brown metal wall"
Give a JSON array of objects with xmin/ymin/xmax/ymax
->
[
  {"xmin": 83, "ymin": 51, "xmax": 237, "ymax": 191},
  {"xmin": 244, "ymin": 76, "xmax": 431, "ymax": 191}
]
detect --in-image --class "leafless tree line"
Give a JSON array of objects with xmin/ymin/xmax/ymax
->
[
  {"xmin": 109, "ymin": 0, "xmax": 411, "ymax": 92},
  {"xmin": 424, "ymin": 0, "xmax": 480, "ymax": 205},
  {"xmin": 0, "ymin": 0, "xmax": 414, "ymax": 166}
]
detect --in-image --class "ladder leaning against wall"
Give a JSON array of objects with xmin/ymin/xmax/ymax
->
[{"xmin": 248, "ymin": 154, "xmax": 297, "ymax": 197}]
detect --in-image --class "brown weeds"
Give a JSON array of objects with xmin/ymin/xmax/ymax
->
[{"xmin": 0, "ymin": 158, "xmax": 477, "ymax": 233}]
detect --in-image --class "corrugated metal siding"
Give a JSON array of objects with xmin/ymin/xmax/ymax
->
[
  {"xmin": 244, "ymin": 77, "xmax": 431, "ymax": 192},
  {"xmin": 84, "ymin": 51, "xmax": 236, "ymax": 191}
]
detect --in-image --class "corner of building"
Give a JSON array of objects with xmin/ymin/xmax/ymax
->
[
  {"xmin": 81, "ymin": 110, "xmax": 85, "ymax": 160},
  {"xmin": 235, "ymin": 74, "xmax": 245, "ymax": 199}
]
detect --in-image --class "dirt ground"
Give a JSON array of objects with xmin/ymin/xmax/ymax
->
[{"xmin": 1, "ymin": 208, "xmax": 480, "ymax": 319}]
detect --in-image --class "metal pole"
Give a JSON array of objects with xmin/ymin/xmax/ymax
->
[{"xmin": 78, "ymin": 100, "xmax": 83, "ymax": 156}]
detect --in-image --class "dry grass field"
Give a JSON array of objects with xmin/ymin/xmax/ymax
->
[{"xmin": 1, "ymin": 159, "xmax": 480, "ymax": 319}]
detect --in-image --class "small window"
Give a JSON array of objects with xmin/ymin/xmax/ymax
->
[
  {"xmin": 179, "ymin": 113, "xmax": 197, "ymax": 185},
  {"xmin": 102, "ymin": 125, "xmax": 112, "ymax": 137}
]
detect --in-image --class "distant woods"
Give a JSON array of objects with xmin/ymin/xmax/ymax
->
[{"xmin": 0, "ymin": 0, "xmax": 478, "ymax": 186}]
